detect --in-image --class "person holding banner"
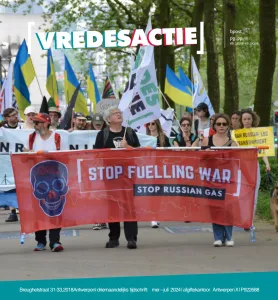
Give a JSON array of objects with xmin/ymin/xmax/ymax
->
[
  {"xmin": 173, "ymin": 117, "xmax": 196, "ymax": 147},
  {"xmin": 146, "ymin": 119, "xmax": 170, "ymax": 228},
  {"xmin": 201, "ymin": 114, "xmax": 237, "ymax": 247},
  {"xmin": 23, "ymin": 113, "xmax": 66, "ymax": 252},
  {"xmin": 146, "ymin": 119, "xmax": 171, "ymax": 148},
  {"xmin": 94, "ymin": 106, "xmax": 140, "ymax": 249},
  {"xmin": 240, "ymin": 109, "xmax": 270, "ymax": 230},
  {"xmin": 2, "ymin": 108, "xmax": 23, "ymax": 222},
  {"xmin": 68, "ymin": 112, "xmax": 88, "ymax": 132}
]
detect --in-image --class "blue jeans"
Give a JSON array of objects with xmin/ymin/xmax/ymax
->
[{"xmin": 212, "ymin": 224, "xmax": 233, "ymax": 241}]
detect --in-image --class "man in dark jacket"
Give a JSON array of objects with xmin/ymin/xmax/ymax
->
[{"xmin": 94, "ymin": 105, "xmax": 140, "ymax": 250}]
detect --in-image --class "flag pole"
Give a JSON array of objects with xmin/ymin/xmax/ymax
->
[
  {"xmin": 35, "ymin": 74, "xmax": 44, "ymax": 98},
  {"xmin": 191, "ymin": 55, "xmax": 199, "ymax": 136},
  {"xmin": 29, "ymin": 56, "xmax": 44, "ymax": 98},
  {"xmin": 123, "ymin": 103, "xmax": 132, "ymax": 140},
  {"xmin": 71, "ymin": 108, "xmax": 75, "ymax": 129},
  {"xmin": 157, "ymin": 86, "xmax": 182, "ymax": 132}
]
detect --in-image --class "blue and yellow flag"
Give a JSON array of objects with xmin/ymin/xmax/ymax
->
[
  {"xmin": 178, "ymin": 66, "xmax": 192, "ymax": 95},
  {"xmin": 13, "ymin": 40, "xmax": 36, "ymax": 118},
  {"xmin": 46, "ymin": 49, "xmax": 59, "ymax": 106},
  {"xmin": 164, "ymin": 65, "xmax": 192, "ymax": 107},
  {"xmin": 64, "ymin": 55, "xmax": 88, "ymax": 115},
  {"xmin": 87, "ymin": 64, "xmax": 101, "ymax": 113}
]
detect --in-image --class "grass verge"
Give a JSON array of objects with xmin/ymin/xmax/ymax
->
[{"xmin": 257, "ymin": 190, "xmax": 272, "ymax": 221}]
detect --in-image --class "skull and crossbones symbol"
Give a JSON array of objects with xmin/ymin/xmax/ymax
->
[{"xmin": 30, "ymin": 160, "xmax": 69, "ymax": 217}]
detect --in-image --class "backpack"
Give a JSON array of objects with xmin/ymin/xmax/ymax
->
[
  {"xmin": 103, "ymin": 127, "xmax": 135, "ymax": 147},
  {"xmin": 29, "ymin": 132, "xmax": 61, "ymax": 151}
]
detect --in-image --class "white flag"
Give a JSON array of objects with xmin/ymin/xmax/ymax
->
[
  {"xmin": 191, "ymin": 56, "xmax": 215, "ymax": 116},
  {"xmin": 160, "ymin": 108, "xmax": 174, "ymax": 138},
  {"xmin": 0, "ymin": 63, "xmax": 13, "ymax": 114},
  {"xmin": 119, "ymin": 16, "xmax": 161, "ymax": 128},
  {"xmin": 134, "ymin": 108, "xmax": 174, "ymax": 138}
]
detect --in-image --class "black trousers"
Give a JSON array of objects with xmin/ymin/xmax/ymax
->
[
  {"xmin": 108, "ymin": 222, "xmax": 138, "ymax": 241},
  {"xmin": 35, "ymin": 228, "xmax": 61, "ymax": 248}
]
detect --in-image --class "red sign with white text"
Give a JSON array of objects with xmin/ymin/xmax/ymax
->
[{"xmin": 11, "ymin": 149, "xmax": 258, "ymax": 233}]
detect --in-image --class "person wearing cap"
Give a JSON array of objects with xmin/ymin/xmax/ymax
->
[
  {"xmin": 194, "ymin": 102, "xmax": 210, "ymax": 139},
  {"xmin": 68, "ymin": 112, "xmax": 88, "ymax": 132},
  {"xmin": 91, "ymin": 113, "xmax": 106, "ymax": 131},
  {"xmin": 23, "ymin": 106, "xmax": 37, "ymax": 129},
  {"xmin": 48, "ymin": 107, "xmax": 61, "ymax": 131},
  {"xmin": 2, "ymin": 108, "xmax": 23, "ymax": 222},
  {"xmin": 23, "ymin": 113, "xmax": 66, "ymax": 252}
]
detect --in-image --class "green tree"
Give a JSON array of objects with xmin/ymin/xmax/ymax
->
[
  {"xmin": 254, "ymin": 0, "xmax": 276, "ymax": 126},
  {"xmin": 188, "ymin": 0, "xmax": 204, "ymax": 76},
  {"xmin": 204, "ymin": 0, "xmax": 220, "ymax": 112},
  {"xmin": 223, "ymin": 0, "xmax": 239, "ymax": 116}
]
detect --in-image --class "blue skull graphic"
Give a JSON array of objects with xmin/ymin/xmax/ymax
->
[{"xmin": 30, "ymin": 160, "xmax": 69, "ymax": 217}]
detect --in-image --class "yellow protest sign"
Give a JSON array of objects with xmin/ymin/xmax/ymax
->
[{"xmin": 232, "ymin": 127, "xmax": 275, "ymax": 157}]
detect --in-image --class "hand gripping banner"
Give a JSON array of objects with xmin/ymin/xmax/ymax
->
[{"xmin": 10, "ymin": 148, "xmax": 258, "ymax": 233}]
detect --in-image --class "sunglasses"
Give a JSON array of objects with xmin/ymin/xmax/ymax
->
[
  {"xmin": 147, "ymin": 122, "xmax": 156, "ymax": 126},
  {"xmin": 215, "ymin": 122, "xmax": 228, "ymax": 127},
  {"xmin": 33, "ymin": 121, "xmax": 44, "ymax": 125},
  {"xmin": 181, "ymin": 123, "xmax": 190, "ymax": 127}
]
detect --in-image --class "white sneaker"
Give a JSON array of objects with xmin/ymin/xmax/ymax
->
[
  {"xmin": 151, "ymin": 221, "xmax": 159, "ymax": 228},
  {"xmin": 225, "ymin": 240, "xmax": 235, "ymax": 247},
  {"xmin": 213, "ymin": 240, "xmax": 223, "ymax": 247}
]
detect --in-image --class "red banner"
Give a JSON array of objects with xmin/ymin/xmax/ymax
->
[{"xmin": 11, "ymin": 148, "xmax": 258, "ymax": 233}]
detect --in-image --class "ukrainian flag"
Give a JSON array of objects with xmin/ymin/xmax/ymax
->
[
  {"xmin": 64, "ymin": 55, "xmax": 88, "ymax": 115},
  {"xmin": 87, "ymin": 64, "xmax": 101, "ymax": 113},
  {"xmin": 14, "ymin": 40, "xmax": 36, "ymax": 118},
  {"xmin": 46, "ymin": 49, "xmax": 59, "ymax": 106},
  {"xmin": 164, "ymin": 65, "xmax": 192, "ymax": 107},
  {"xmin": 178, "ymin": 66, "xmax": 192, "ymax": 95}
]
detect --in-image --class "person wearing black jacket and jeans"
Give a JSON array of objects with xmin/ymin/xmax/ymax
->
[{"xmin": 94, "ymin": 106, "xmax": 140, "ymax": 249}]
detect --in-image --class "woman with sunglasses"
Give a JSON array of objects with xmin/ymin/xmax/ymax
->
[
  {"xmin": 173, "ymin": 117, "xmax": 196, "ymax": 147},
  {"xmin": 201, "ymin": 114, "xmax": 237, "ymax": 247},
  {"xmin": 146, "ymin": 119, "xmax": 171, "ymax": 148},
  {"xmin": 239, "ymin": 109, "xmax": 270, "ymax": 231},
  {"xmin": 146, "ymin": 119, "xmax": 171, "ymax": 228}
]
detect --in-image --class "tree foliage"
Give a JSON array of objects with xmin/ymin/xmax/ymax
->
[{"xmin": 1, "ymin": 0, "xmax": 277, "ymax": 122}]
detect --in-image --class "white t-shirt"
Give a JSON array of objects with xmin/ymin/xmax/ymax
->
[{"xmin": 24, "ymin": 132, "xmax": 67, "ymax": 151}]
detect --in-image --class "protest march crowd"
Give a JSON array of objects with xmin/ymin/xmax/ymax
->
[{"xmin": 0, "ymin": 102, "xmax": 272, "ymax": 251}]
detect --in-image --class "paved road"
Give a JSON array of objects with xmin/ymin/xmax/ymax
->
[{"xmin": 0, "ymin": 210, "xmax": 277, "ymax": 281}]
